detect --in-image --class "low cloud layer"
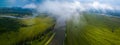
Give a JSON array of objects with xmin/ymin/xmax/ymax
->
[
  {"xmin": 33, "ymin": 0, "xmax": 118, "ymax": 17},
  {"xmin": 23, "ymin": 0, "xmax": 120, "ymax": 21},
  {"xmin": 37, "ymin": 1, "xmax": 83, "ymax": 18},
  {"xmin": 22, "ymin": 0, "xmax": 120, "ymax": 26}
]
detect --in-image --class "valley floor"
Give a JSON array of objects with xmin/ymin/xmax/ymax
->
[{"xmin": 66, "ymin": 13, "xmax": 120, "ymax": 45}]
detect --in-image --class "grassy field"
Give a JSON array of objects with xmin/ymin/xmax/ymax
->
[
  {"xmin": 0, "ymin": 15, "xmax": 55, "ymax": 45},
  {"xmin": 66, "ymin": 13, "xmax": 120, "ymax": 45}
]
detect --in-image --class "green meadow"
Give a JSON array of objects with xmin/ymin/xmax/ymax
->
[
  {"xmin": 66, "ymin": 13, "xmax": 120, "ymax": 45},
  {"xmin": 0, "ymin": 15, "xmax": 55, "ymax": 45}
]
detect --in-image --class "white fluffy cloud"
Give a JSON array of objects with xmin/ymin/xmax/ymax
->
[
  {"xmin": 23, "ymin": 3, "xmax": 37, "ymax": 9},
  {"xmin": 37, "ymin": 1, "xmax": 87, "ymax": 20},
  {"xmin": 37, "ymin": 0, "xmax": 116, "ymax": 15},
  {"xmin": 89, "ymin": 1, "xmax": 114, "ymax": 10}
]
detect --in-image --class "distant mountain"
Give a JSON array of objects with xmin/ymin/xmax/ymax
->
[
  {"xmin": 0, "ymin": 7, "xmax": 36, "ymax": 17},
  {"xmin": 87, "ymin": 8, "xmax": 120, "ymax": 17}
]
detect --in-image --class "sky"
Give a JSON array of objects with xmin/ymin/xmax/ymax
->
[
  {"xmin": 0, "ymin": 0, "xmax": 120, "ymax": 7},
  {"xmin": 0, "ymin": 0, "xmax": 43, "ymax": 7}
]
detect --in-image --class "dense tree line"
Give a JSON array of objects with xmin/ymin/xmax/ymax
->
[
  {"xmin": 0, "ymin": 7, "xmax": 35, "ymax": 17},
  {"xmin": 0, "ymin": 17, "xmax": 22, "ymax": 33}
]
